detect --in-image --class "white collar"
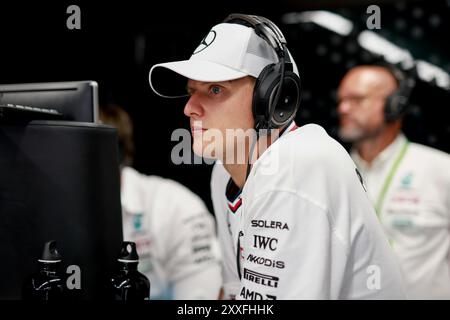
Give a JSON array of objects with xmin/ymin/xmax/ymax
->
[
  {"xmin": 351, "ymin": 133, "xmax": 407, "ymax": 171},
  {"xmin": 280, "ymin": 121, "xmax": 298, "ymax": 137}
]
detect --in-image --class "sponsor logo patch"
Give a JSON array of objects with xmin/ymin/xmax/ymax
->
[
  {"xmin": 247, "ymin": 254, "xmax": 285, "ymax": 269},
  {"xmin": 251, "ymin": 220, "xmax": 289, "ymax": 231},
  {"xmin": 243, "ymin": 268, "xmax": 279, "ymax": 288},
  {"xmin": 239, "ymin": 286, "xmax": 277, "ymax": 300},
  {"xmin": 253, "ymin": 235, "xmax": 278, "ymax": 251}
]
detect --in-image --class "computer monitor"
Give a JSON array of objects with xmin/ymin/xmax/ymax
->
[
  {"xmin": 0, "ymin": 81, "xmax": 123, "ymax": 299},
  {"xmin": 0, "ymin": 81, "xmax": 99, "ymax": 122},
  {"xmin": 0, "ymin": 121, "xmax": 123, "ymax": 299}
]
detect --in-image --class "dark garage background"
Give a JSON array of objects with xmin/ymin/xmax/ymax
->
[{"xmin": 1, "ymin": 0, "xmax": 449, "ymax": 213}]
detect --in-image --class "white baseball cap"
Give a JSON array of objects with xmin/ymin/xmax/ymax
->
[{"xmin": 149, "ymin": 22, "xmax": 298, "ymax": 98}]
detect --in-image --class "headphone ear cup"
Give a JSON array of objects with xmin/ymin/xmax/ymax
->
[
  {"xmin": 384, "ymin": 91, "xmax": 407, "ymax": 122},
  {"xmin": 253, "ymin": 64, "xmax": 279, "ymax": 129},
  {"xmin": 253, "ymin": 64, "xmax": 301, "ymax": 129},
  {"xmin": 384, "ymin": 93, "xmax": 396, "ymax": 122},
  {"xmin": 377, "ymin": 63, "xmax": 415, "ymax": 123},
  {"xmin": 271, "ymin": 70, "xmax": 301, "ymax": 127}
]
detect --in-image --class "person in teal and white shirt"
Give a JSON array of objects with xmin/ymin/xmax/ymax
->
[
  {"xmin": 100, "ymin": 105, "xmax": 222, "ymax": 300},
  {"xmin": 337, "ymin": 64, "xmax": 450, "ymax": 299}
]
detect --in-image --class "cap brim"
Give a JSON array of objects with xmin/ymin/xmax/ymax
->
[{"xmin": 149, "ymin": 60, "xmax": 249, "ymax": 98}]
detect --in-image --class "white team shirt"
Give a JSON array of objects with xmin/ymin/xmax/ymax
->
[
  {"xmin": 211, "ymin": 123, "xmax": 406, "ymax": 300},
  {"xmin": 352, "ymin": 133, "xmax": 450, "ymax": 299},
  {"xmin": 121, "ymin": 166, "xmax": 222, "ymax": 299}
]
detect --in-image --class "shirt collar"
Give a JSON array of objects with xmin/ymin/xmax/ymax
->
[
  {"xmin": 280, "ymin": 121, "xmax": 298, "ymax": 138},
  {"xmin": 351, "ymin": 133, "xmax": 407, "ymax": 171}
]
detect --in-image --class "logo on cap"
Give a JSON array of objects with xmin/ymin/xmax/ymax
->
[{"xmin": 193, "ymin": 30, "xmax": 216, "ymax": 54}]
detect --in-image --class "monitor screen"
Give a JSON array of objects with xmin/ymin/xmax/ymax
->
[
  {"xmin": 0, "ymin": 121, "xmax": 123, "ymax": 299},
  {"xmin": 0, "ymin": 81, "xmax": 98, "ymax": 123}
]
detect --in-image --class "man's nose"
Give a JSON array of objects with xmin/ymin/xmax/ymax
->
[
  {"xmin": 184, "ymin": 93, "xmax": 204, "ymax": 119},
  {"xmin": 337, "ymin": 98, "xmax": 352, "ymax": 116}
]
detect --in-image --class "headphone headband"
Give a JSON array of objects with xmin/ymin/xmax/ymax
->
[
  {"xmin": 224, "ymin": 13, "xmax": 301, "ymax": 130},
  {"xmin": 224, "ymin": 14, "xmax": 286, "ymax": 57}
]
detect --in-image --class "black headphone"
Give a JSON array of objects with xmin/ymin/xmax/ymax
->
[
  {"xmin": 377, "ymin": 63, "xmax": 416, "ymax": 122},
  {"xmin": 223, "ymin": 14, "xmax": 301, "ymax": 131}
]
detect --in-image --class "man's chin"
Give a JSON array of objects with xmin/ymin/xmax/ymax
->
[
  {"xmin": 338, "ymin": 128, "xmax": 365, "ymax": 143},
  {"xmin": 192, "ymin": 146, "xmax": 206, "ymax": 158},
  {"xmin": 193, "ymin": 143, "xmax": 220, "ymax": 160}
]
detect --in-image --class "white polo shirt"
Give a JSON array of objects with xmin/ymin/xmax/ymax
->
[
  {"xmin": 121, "ymin": 166, "xmax": 222, "ymax": 299},
  {"xmin": 212, "ymin": 123, "xmax": 406, "ymax": 300},
  {"xmin": 352, "ymin": 133, "xmax": 450, "ymax": 299}
]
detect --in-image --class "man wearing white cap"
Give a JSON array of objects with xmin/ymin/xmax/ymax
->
[{"xmin": 149, "ymin": 14, "xmax": 406, "ymax": 299}]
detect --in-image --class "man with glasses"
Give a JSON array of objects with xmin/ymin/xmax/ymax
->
[{"xmin": 337, "ymin": 64, "xmax": 450, "ymax": 299}]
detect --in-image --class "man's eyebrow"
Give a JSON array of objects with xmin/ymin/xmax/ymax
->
[
  {"xmin": 187, "ymin": 81, "xmax": 231, "ymax": 91},
  {"xmin": 186, "ymin": 82, "xmax": 208, "ymax": 91}
]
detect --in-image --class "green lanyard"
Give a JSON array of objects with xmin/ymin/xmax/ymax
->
[{"xmin": 374, "ymin": 140, "xmax": 410, "ymax": 215}]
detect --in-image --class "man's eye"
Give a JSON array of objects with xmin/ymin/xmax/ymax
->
[
  {"xmin": 186, "ymin": 87, "xmax": 194, "ymax": 96},
  {"xmin": 210, "ymin": 86, "xmax": 221, "ymax": 95}
]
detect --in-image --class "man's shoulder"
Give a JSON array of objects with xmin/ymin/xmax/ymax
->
[
  {"xmin": 122, "ymin": 166, "xmax": 207, "ymax": 213},
  {"xmin": 263, "ymin": 123, "xmax": 351, "ymax": 170},
  {"xmin": 408, "ymin": 142, "xmax": 450, "ymax": 164},
  {"xmin": 122, "ymin": 166, "xmax": 175, "ymax": 193},
  {"xmin": 405, "ymin": 143, "xmax": 450, "ymax": 185},
  {"xmin": 250, "ymin": 124, "xmax": 358, "ymax": 195}
]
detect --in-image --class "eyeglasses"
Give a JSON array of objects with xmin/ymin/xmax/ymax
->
[{"xmin": 337, "ymin": 94, "xmax": 388, "ymax": 107}]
